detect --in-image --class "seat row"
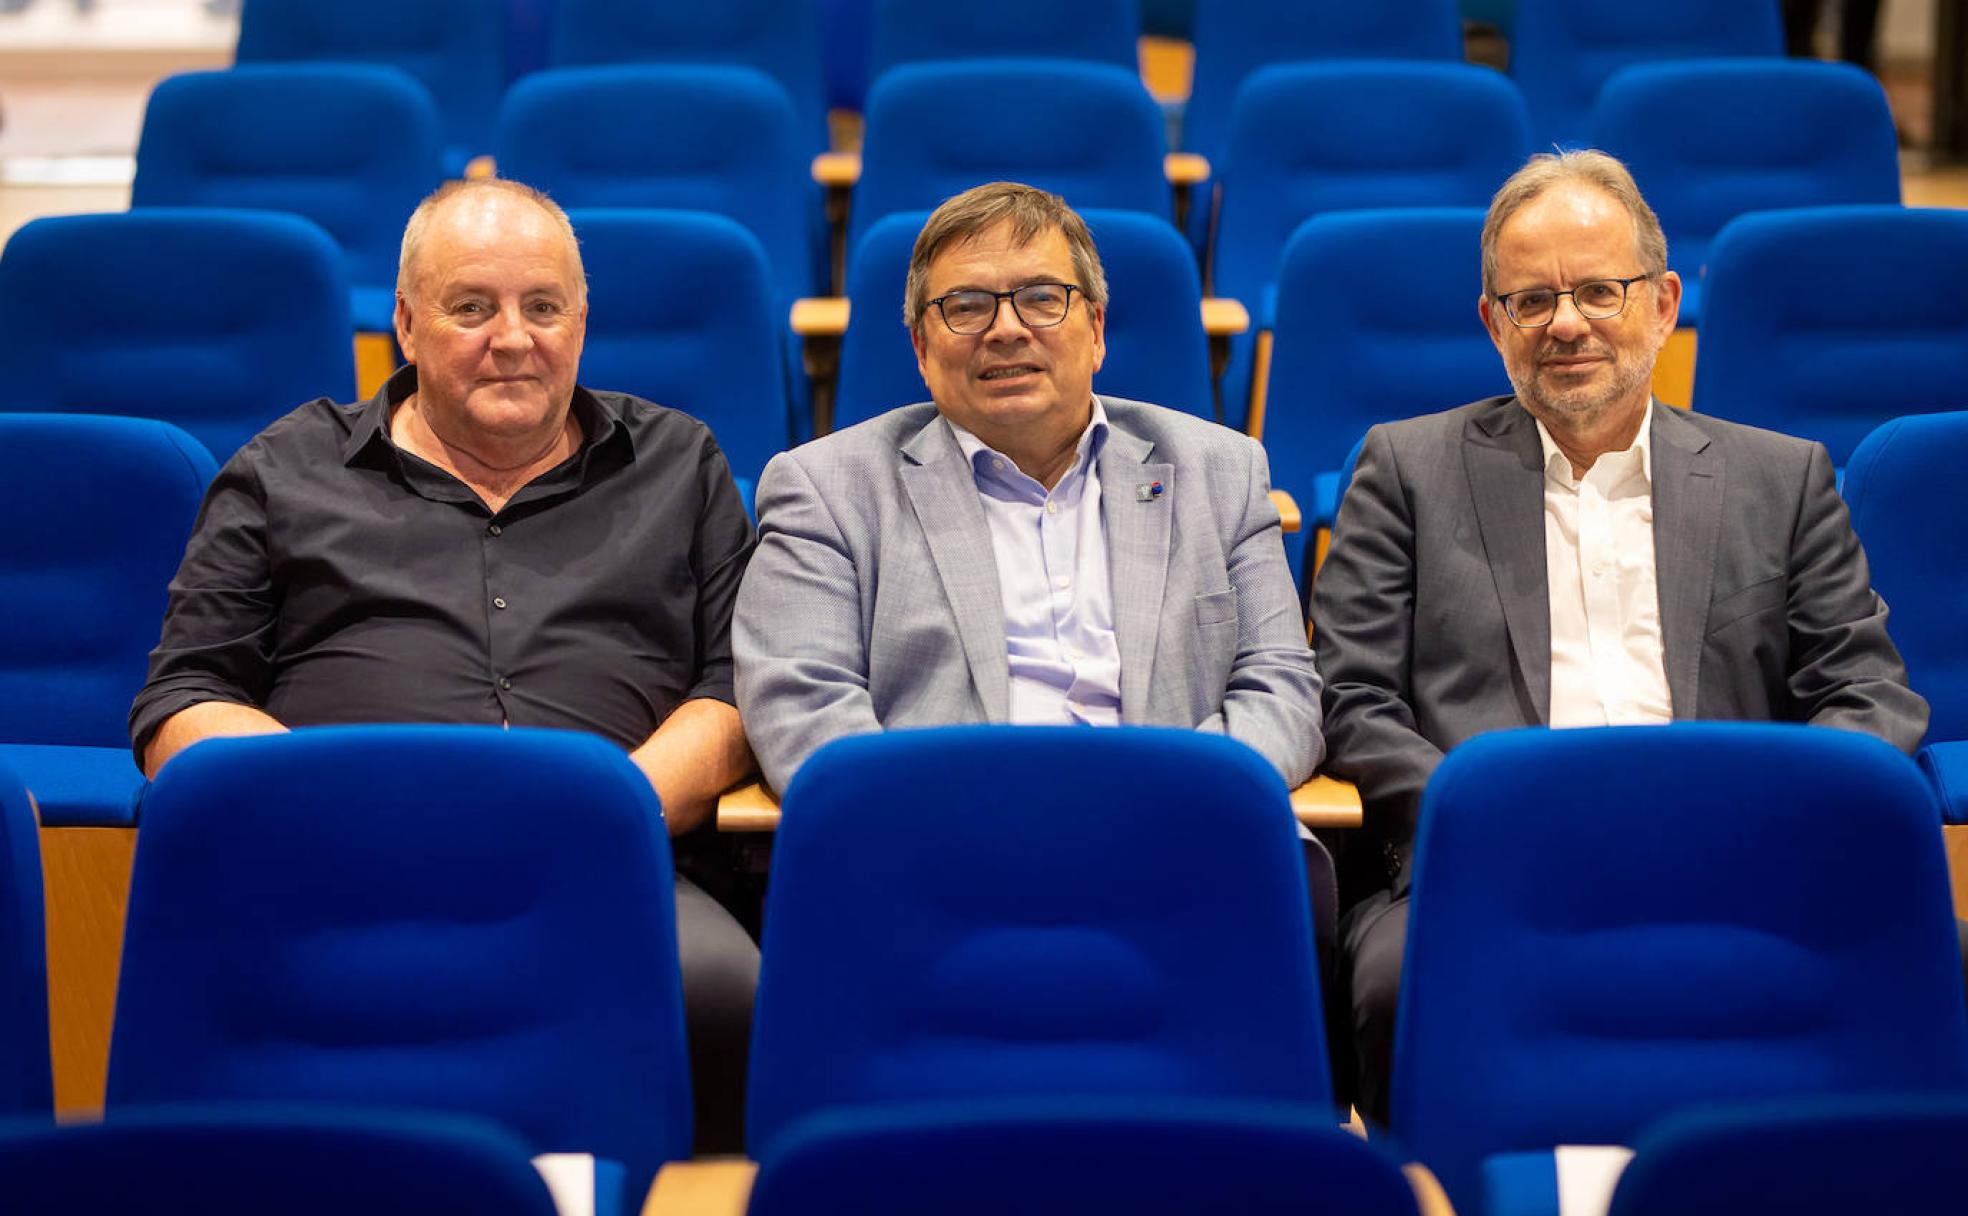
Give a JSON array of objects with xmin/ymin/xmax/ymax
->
[{"xmin": 6, "ymin": 719, "xmax": 1966, "ymax": 1214}]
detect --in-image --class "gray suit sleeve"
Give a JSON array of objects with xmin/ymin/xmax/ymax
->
[
  {"xmin": 1784, "ymin": 441, "xmax": 1929, "ymax": 752},
  {"xmin": 1204, "ymin": 437, "xmax": 1325, "ymax": 786},
  {"xmin": 1309, "ymin": 424, "xmax": 1443, "ymax": 845},
  {"xmin": 733, "ymin": 451, "xmax": 884, "ymax": 792}
]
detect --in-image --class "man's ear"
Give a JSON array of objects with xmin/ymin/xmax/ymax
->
[
  {"xmin": 394, "ymin": 291, "xmax": 416, "ymax": 363},
  {"xmin": 1652, "ymin": 270, "xmax": 1683, "ymax": 340},
  {"xmin": 1478, "ymin": 293, "xmax": 1506, "ymax": 351}
]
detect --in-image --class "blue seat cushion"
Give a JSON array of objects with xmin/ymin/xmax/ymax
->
[{"xmin": 1920, "ymin": 741, "xmax": 1968, "ymax": 825}]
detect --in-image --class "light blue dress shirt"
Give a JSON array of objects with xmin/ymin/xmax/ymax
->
[{"xmin": 946, "ymin": 401, "xmax": 1123, "ymax": 726}]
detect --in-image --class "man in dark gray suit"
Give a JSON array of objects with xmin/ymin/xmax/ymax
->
[{"xmin": 1311, "ymin": 150, "xmax": 1929, "ymax": 1123}]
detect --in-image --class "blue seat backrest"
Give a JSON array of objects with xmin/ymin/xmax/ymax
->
[
  {"xmin": 0, "ymin": 209, "xmax": 353, "ymax": 465},
  {"xmin": 851, "ymin": 60, "xmax": 1172, "ymax": 252},
  {"xmin": 1395, "ymin": 723, "xmax": 1968, "ymax": 1212},
  {"xmin": 1843, "ymin": 412, "xmax": 1968, "ymax": 742},
  {"xmin": 568, "ymin": 208, "xmax": 790, "ymax": 503},
  {"xmin": 131, "ymin": 65, "xmax": 443, "ymax": 309},
  {"xmin": 235, "ymin": 0, "xmax": 506, "ymax": 175},
  {"xmin": 1508, "ymin": 0, "xmax": 1784, "ymax": 148},
  {"xmin": 0, "ymin": 761, "xmax": 49, "ymax": 1116},
  {"xmin": 0, "ymin": 415, "xmax": 216, "ymax": 748},
  {"xmin": 107, "ymin": 725, "xmax": 694, "ymax": 1196},
  {"xmin": 747, "ymin": 725, "xmax": 1330, "ymax": 1154},
  {"xmin": 868, "ymin": 0, "xmax": 1139, "ymax": 81},
  {"xmin": 495, "ymin": 65, "xmax": 823, "ymax": 307},
  {"xmin": 1693, "ymin": 205, "xmax": 1968, "ymax": 466},
  {"xmin": 1590, "ymin": 58, "xmax": 1900, "ymax": 324}
]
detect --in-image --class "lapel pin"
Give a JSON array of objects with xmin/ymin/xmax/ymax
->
[{"xmin": 1135, "ymin": 480, "xmax": 1165, "ymax": 502}]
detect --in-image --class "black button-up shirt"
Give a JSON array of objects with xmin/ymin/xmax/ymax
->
[{"xmin": 130, "ymin": 367, "xmax": 754, "ymax": 761}]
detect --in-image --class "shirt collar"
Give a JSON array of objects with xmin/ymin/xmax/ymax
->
[
  {"xmin": 944, "ymin": 396, "xmax": 1110, "ymax": 490},
  {"xmin": 343, "ymin": 365, "xmax": 629, "ymax": 469},
  {"xmin": 1535, "ymin": 400, "xmax": 1654, "ymax": 490}
]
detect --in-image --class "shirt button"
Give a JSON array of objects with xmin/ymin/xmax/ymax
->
[
  {"xmin": 493, "ymin": 596, "xmax": 508, "ymax": 610},
  {"xmin": 497, "ymin": 676, "xmax": 512, "ymax": 691},
  {"xmin": 1045, "ymin": 501, "xmax": 1058, "ymax": 515},
  {"xmin": 993, "ymin": 459, "xmax": 1005, "ymax": 472},
  {"xmin": 1055, "ymin": 575, "xmax": 1071, "ymax": 589},
  {"xmin": 487, "ymin": 524, "xmax": 502, "ymax": 537}
]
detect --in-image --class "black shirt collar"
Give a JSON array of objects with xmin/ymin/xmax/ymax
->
[{"xmin": 342, "ymin": 365, "xmax": 633, "ymax": 472}]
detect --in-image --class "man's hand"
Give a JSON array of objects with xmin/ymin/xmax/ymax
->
[
  {"xmin": 629, "ymin": 698, "xmax": 753, "ymax": 836},
  {"xmin": 142, "ymin": 701, "xmax": 288, "ymax": 779}
]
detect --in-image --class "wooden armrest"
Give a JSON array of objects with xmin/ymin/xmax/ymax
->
[
  {"xmin": 1270, "ymin": 488, "xmax": 1301, "ymax": 535},
  {"xmin": 717, "ymin": 780, "xmax": 782, "ymax": 832},
  {"xmin": 1201, "ymin": 297, "xmax": 1249, "ymax": 337},
  {"xmin": 643, "ymin": 1160, "xmax": 756, "ymax": 1216},
  {"xmin": 1291, "ymin": 775, "xmax": 1362, "ymax": 829},
  {"xmin": 791, "ymin": 297, "xmax": 849, "ymax": 337},
  {"xmin": 1164, "ymin": 152, "xmax": 1210, "ymax": 186},
  {"xmin": 1405, "ymin": 1162, "xmax": 1458, "ymax": 1216},
  {"xmin": 813, "ymin": 151, "xmax": 861, "ymax": 188}
]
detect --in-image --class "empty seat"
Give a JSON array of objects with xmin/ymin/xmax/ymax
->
[
  {"xmin": 1589, "ymin": 58, "xmax": 1900, "ymax": 325},
  {"xmin": 747, "ymin": 726, "xmax": 1331, "ymax": 1154},
  {"xmin": 0, "ymin": 415, "xmax": 217, "ymax": 826},
  {"xmin": 0, "ymin": 209, "xmax": 354, "ymax": 464},
  {"xmin": 131, "ymin": 64, "xmax": 444, "ymax": 332},
  {"xmin": 1693, "ymin": 205, "xmax": 1968, "ymax": 466},
  {"xmin": 235, "ymin": 0, "xmax": 506, "ymax": 176},
  {"xmin": 0, "ymin": 759, "xmax": 49, "ymax": 1115},
  {"xmin": 867, "ymin": 0, "xmax": 1138, "ymax": 82}
]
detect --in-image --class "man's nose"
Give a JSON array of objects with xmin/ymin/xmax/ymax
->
[
  {"xmin": 488, "ymin": 304, "xmax": 533, "ymax": 351},
  {"xmin": 1546, "ymin": 292, "xmax": 1592, "ymax": 341},
  {"xmin": 982, "ymin": 296, "xmax": 1033, "ymax": 341}
]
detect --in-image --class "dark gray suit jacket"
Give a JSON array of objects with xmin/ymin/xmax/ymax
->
[
  {"xmin": 735, "ymin": 397, "xmax": 1324, "ymax": 793},
  {"xmin": 1311, "ymin": 395, "xmax": 1928, "ymax": 852}
]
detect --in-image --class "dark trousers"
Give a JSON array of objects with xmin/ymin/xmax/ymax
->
[{"xmin": 674, "ymin": 872, "xmax": 760, "ymax": 1155}]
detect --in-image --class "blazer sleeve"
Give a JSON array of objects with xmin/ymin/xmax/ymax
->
[
  {"xmin": 733, "ymin": 449, "xmax": 885, "ymax": 792},
  {"xmin": 1204, "ymin": 436, "xmax": 1325, "ymax": 787},
  {"xmin": 1309, "ymin": 423, "xmax": 1444, "ymax": 847},
  {"xmin": 1783, "ymin": 441, "xmax": 1929, "ymax": 752}
]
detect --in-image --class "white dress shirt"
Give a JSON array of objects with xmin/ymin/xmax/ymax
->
[
  {"xmin": 1537, "ymin": 412, "xmax": 1673, "ymax": 728},
  {"xmin": 947, "ymin": 401, "xmax": 1123, "ymax": 726}
]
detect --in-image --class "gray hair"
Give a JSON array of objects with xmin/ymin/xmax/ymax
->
[
  {"xmin": 1480, "ymin": 149, "xmax": 1668, "ymax": 295},
  {"xmin": 903, "ymin": 181, "xmax": 1109, "ymax": 334},
  {"xmin": 396, "ymin": 177, "xmax": 586, "ymax": 305}
]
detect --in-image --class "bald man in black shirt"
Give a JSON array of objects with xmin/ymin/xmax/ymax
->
[{"xmin": 131, "ymin": 178, "xmax": 759, "ymax": 1153}]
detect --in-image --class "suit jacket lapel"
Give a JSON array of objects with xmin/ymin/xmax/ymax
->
[
  {"xmin": 1649, "ymin": 401, "xmax": 1720, "ymax": 717},
  {"xmin": 898, "ymin": 416, "xmax": 1010, "ymax": 721},
  {"xmin": 1464, "ymin": 397, "xmax": 1553, "ymax": 722},
  {"xmin": 1097, "ymin": 417, "xmax": 1171, "ymax": 722}
]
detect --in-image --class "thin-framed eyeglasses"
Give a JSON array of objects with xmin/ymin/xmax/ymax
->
[
  {"xmin": 928, "ymin": 282, "xmax": 1082, "ymax": 335},
  {"xmin": 1493, "ymin": 275, "xmax": 1652, "ymax": 328}
]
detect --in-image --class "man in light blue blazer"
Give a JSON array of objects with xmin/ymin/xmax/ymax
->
[{"xmin": 733, "ymin": 182, "xmax": 1322, "ymax": 796}]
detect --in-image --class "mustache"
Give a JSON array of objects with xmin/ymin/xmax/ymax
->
[{"xmin": 1537, "ymin": 337, "xmax": 1611, "ymax": 361}]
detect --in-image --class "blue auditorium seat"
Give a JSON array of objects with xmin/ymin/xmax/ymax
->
[
  {"xmin": 1210, "ymin": 62, "xmax": 1530, "ymax": 431},
  {"xmin": 747, "ymin": 1098, "xmax": 1421, "ymax": 1215},
  {"xmin": 746, "ymin": 726, "xmax": 1330, "ymax": 1155},
  {"xmin": 0, "ymin": 1106, "xmax": 559, "ymax": 1215},
  {"xmin": 1608, "ymin": 1095, "xmax": 1968, "ymax": 1216},
  {"xmin": 548, "ymin": 0, "xmax": 829, "ymax": 153},
  {"xmin": 131, "ymin": 64, "xmax": 444, "ymax": 333},
  {"xmin": 0, "ymin": 209, "xmax": 353, "ymax": 465},
  {"xmin": 867, "ymin": 0, "xmax": 1139, "ymax": 82},
  {"xmin": 235, "ymin": 0, "xmax": 507, "ymax": 177},
  {"xmin": 1394, "ymin": 724, "xmax": 1968, "ymax": 1216},
  {"xmin": 0, "ymin": 761, "xmax": 49, "ymax": 1116},
  {"xmin": 107, "ymin": 726, "xmax": 694, "ymax": 1208},
  {"xmin": 0, "ymin": 415, "xmax": 216, "ymax": 827},
  {"xmin": 850, "ymin": 60, "xmax": 1172, "ymax": 253},
  {"xmin": 567, "ymin": 209, "xmax": 790, "ymax": 511},
  {"xmin": 1693, "ymin": 206, "xmax": 1968, "ymax": 467},
  {"xmin": 1264, "ymin": 208, "xmax": 1507, "ymax": 589},
  {"xmin": 1589, "ymin": 59, "xmax": 1900, "ymax": 326},
  {"xmin": 832, "ymin": 208, "xmax": 1216, "ymax": 431},
  {"xmin": 1507, "ymin": 0, "xmax": 1784, "ymax": 149},
  {"xmin": 1180, "ymin": 0, "xmax": 1465, "ymax": 255},
  {"xmin": 1844, "ymin": 412, "xmax": 1968, "ymax": 823}
]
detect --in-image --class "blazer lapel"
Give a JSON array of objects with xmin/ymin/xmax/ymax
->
[
  {"xmin": 1649, "ymin": 401, "xmax": 1720, "ymax": 718},
  {"xmin": 898, "ymin": 416, "xmax": 1010, "ymax": 721},
  {"xmin": 1097, "ymin": 419, "xmax": 1171, "ymax": 722},
  {"xmin": 1463, "ymin": 397, "xmax": 1553, "ymax": 722}
]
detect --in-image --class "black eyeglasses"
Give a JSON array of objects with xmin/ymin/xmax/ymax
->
[
  {"xmin": 928, "ymin": 283, "xmax": 1081, "ymax": 335},
  {"xmin": 1494, "ymin": 275, "xmax": 1652, "ymax": 328}
]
